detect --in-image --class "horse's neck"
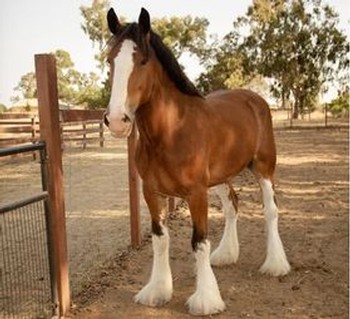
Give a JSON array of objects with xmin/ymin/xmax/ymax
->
[
  {"xmin": 136, "ymin": 92, "xmax": 180, "ymax": 144},
  {"xmin": 136, "ymin": 75, "xmax": 194, "ymax": 144}
]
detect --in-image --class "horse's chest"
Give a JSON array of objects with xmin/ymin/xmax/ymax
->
[
  {"xmin": 135, "ymin": 146, "xmax": 176, "ymax": 191},
  {"xmin": 136, "ymin": 147, "xmax": 194, "ymax": 196}
]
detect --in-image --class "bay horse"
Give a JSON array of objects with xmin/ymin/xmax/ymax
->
[{"xmin": 103, "ymin": 7, "xmax": 291, "ymax": 316}]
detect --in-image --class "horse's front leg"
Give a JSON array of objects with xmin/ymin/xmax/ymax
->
[
  {"xmin": 186, "ymin": 187, "xmax": 225, "ymax": 316},
  {"xmin": 134, "ymin": 185, "xmax": 172, "ymax": 306}
]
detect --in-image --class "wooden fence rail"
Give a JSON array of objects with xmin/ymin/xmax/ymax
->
[{"xmin": 0, "ymin": 110, "xmax": 105, "ymax": 149}]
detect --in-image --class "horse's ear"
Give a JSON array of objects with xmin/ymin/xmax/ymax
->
[
  {"xmin": 138, "ymin": 8, "xmax": 151, "ymax": 36},
  {"xmin": 107, "ymin": 8, "xmax": 120, "ymax": 35}
]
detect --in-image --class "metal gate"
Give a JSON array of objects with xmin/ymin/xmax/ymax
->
[{"xmin": 0, "ymin": 142, "xmax": 57, "ymax": 319}]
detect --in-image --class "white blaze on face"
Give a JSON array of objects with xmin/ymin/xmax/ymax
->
[{"xmin": 109, "ymin": 39, "xmax": 136, "ymax": 121}]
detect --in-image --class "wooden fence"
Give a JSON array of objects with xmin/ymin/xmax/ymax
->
[
  {"xmin": 60, "ymin": 110, "xmax": 105, "ymax": 149},
  {"xmin": 0, "ymin": 113, "xmax": 38, "ymax": 148},
  {"xmin": 0, "ymin": 110, "xmax": 105, "ymax": 149}
]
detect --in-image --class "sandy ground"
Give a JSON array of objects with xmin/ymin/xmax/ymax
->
[
  {"xmin": 66, "ymin": 127, "xmax": 349, "ymax": 319},
  {"xmin": 1, "ymin": 121, "xmax": 348, "ymax": 319},
  {"xmin": 0, "ymin": 137, "xmax": 149, "ymax": 297}
]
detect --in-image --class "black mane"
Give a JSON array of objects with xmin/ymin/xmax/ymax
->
[
  {"xmin": 111, "ymin": 22, "xmax": 203, "ymax": 98},
  {"xmin": 149, "ymin": 32, "xmax": 203, "ymax": 98}
]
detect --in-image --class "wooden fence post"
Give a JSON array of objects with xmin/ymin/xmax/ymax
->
[
  {"xmin": 31, "ymin": 116, "xmax": 37, "ymax": 160},
  {"xmin": 82, "ymin": 122, "xmax": 87, "ymax": 149},
  {"xmin": 99, "ymin": 122, "xmax": 104, "ymax": 148},
  {"xmin": 127, "ymin": 124, "xmax": 141, "ymax": 247},
  {"xmin": 35, "ymin": 54, "xmax": 70, "ymax": 316}
]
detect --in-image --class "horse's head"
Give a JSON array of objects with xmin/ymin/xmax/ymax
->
[{"xmin": 103, "ymin": 8, "xmax": 154, "ymax": 137}]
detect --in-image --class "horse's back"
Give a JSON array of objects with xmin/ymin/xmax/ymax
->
[
  {"xmin": 206, "ymin": 88, "xmax": 273, "ymax": 133},
  {"xmin": 206, "ymin": 89, "xmax": 270, "ymax": 114},
  {"xmin": 204, "ymin": 89, "xmax": 276, "ymax": 183}
]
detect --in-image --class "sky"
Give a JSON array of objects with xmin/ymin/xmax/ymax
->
[{"xmin": 0, "ymin": 0, "xmax": 349, "ymax": 106}]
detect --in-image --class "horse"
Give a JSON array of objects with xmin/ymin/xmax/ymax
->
[{"xmin": 103, "ymin": 7, "xmax": 291, "ymax": 316}]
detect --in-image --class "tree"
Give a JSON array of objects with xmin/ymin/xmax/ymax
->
[
  {"xmin": 14, "ymin": 50, "xmax": 80, "ymax": 104},
  {"xmin": 54, "ymin": 49, "xmax": 108, "ymax": 108},
  {"xmin": 234, "ymin": 0, "xmax": 349, "ymax": 118},
  {"xmin": 12, "ymin": 49, "xmax": 104, "ymax": 108},
  {"xmin": 79, "ymin": 1, "xmax": 210, "ymax": 107},
  {"xmin": 0, "ymin": 104, "xmax": 7, "ymax": 113},
  {"xmin": 80, "ymin": 0, "xmax": 112, "ymax": 71},
  {"xmin": 75, "ymin": 72, "xmax": 110, "ymax": 109},
  {"xmin": 80, "ymin": 1, "xmax": 209, "ymax": 66},
  {"xmin": 13, "ymin": 72, "xmax": 37, "ymax": 100},
  {"xmin": 326, "ymin": 87, "xmax": 349, "ymax": 118},
  {"xmin": 196, "ymin": 30, "xmax": 268, "ymax": 96},
  {"xmin": 54, "ymin": 49, "xmax": 81, "ymax": 104},
  {"xmin": 152, "ymin": 16, "xmax": 209, "ymax": 60}
]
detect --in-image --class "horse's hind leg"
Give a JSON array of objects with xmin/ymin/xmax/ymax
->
[
  {"xmin": 249, "ymin": 117, "xmax": 291, "ymax": 276},
  {"xmin": 252, "ymin": 152, "xmax": 291, "ymax": 276},
  {"xmin": 210, "ymin": 182, "xmax": 239, "ymax": 266},
  {"xmin": 258, "ymin": 178, "xmax": 290, "ymax": 276},
  {"xmin": 134, "ymin": 185, "xmax": 172, "ymax": 306}
]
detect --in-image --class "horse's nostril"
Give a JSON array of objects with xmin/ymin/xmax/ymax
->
[
  {"xmin": 103, "ymin": 113, "xmax": 110, "ymax": 127},
  {"xmin": 122, "ymin": 114, "xmax": 131, "ymax": 123}
]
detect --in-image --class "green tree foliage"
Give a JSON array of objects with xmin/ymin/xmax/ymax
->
[
  {"xmin": 197, "ymin": 28, "xmax": 274, "ymax": 98},
  {"xmin": 80, "ymin": 0, "xmax": 111, "ymax": 49},
  {"xmin": 326, "ymin": 87, "xmax": 349, "ymax": 118},
  {"xmin": 80, "ymin": 0, "xmax": 112, "ymax": 71},
  {"xmin": 13, "ymin": 72, "xmax": 37, "ymax": 100},
  {"xmin": 54, "ymin": 49, "xmax": 106, "ymax": 108},
  {"xmin": 12, "ymin": 49, "xmax": 104, "ymax": 108},
  {"xmin": 75, "ymin": 73, "xmax": 111, "ymax": 109},
  {"xmin": 55, "ymin": 49, "xmax": 81, "ymax": 104},
  {"xmin": 233, "ymin": 0, "xmax": 349, "ymax": 118},
  {"xmin": 152, "ymin": 16, "xmax": 209, "ymax": 59},
  {"xmin": 13, "ymin": 0, "xmax": 348, "ymax": 113},
  {"xmin": 79, "ymin": 0, "xmax": 209, "ymax": 108},
  {"xmin": 196, "ymin": 32, "xmax": 265, "ymax": 94},
  {"xmin": 0, "ymin": 104, "xmax": 7, "ymax": 113},
  {"xmin": 80, "ymin": 0, "xmax": 209, "ymax": 64}
]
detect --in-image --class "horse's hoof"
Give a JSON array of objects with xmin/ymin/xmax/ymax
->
[
  {"xmin": 210, "ymin": 247, "xmax": 239, "ymax": 266},
  {"xmin": 134, "ymin": 283, "xmax": 172, "ymax": 307},
  {"xmin": 259, "ymin": 257, "xmax": 291, "ymax": 276},
  {"xmin": 186, "ymin": 291, "xmax": 225, "ymax": 316}
]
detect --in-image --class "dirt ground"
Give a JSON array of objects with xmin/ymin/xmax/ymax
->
[
  {"xmin": 1, "ymin": 123, "xmax": 348, "ymax": 319},
  {"xmin": 66, "ymin": 127, "xmax": 349, "ymax": 319},
  {"xmin": 0, "ymin": 137, "xmax": 150, "ymax": 297}
]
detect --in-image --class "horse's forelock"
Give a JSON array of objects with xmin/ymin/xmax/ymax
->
[{"xmin": 106, "ymin": 23, "xmax": 148, "ymax": 60}]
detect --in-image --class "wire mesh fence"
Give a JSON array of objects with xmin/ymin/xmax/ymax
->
[
  {"xmin": 0, "ymin": 196, "xmax": 54, "ymax": 319},
  {"xmin": 0, "ymin": 143, "xmax": 55, "ymax": 319}
]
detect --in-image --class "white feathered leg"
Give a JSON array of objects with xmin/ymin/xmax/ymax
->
[
  {"xmin": 259, "ymin": 179, "xmax": 291, "ymax": 276},
  {"xmin": 211, "ymin": 183, "xmax": 239, "ymax": 266},
  {"xmin": 187, "ymin": 240, "xmax": 225, "ymax": 315},
  {"xmin": 134, "ymin": 224, "xmax": 173, "ymax": 306}
]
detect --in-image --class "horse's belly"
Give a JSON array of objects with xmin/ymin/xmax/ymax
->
[{"xmin": 207, "ymin": 141, "xmax": 255, "ymax": 186}]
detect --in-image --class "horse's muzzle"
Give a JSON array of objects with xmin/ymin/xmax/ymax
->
[{"xmin": 103, "ymin": 112, "xmax": 133, "ymax": 138}]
